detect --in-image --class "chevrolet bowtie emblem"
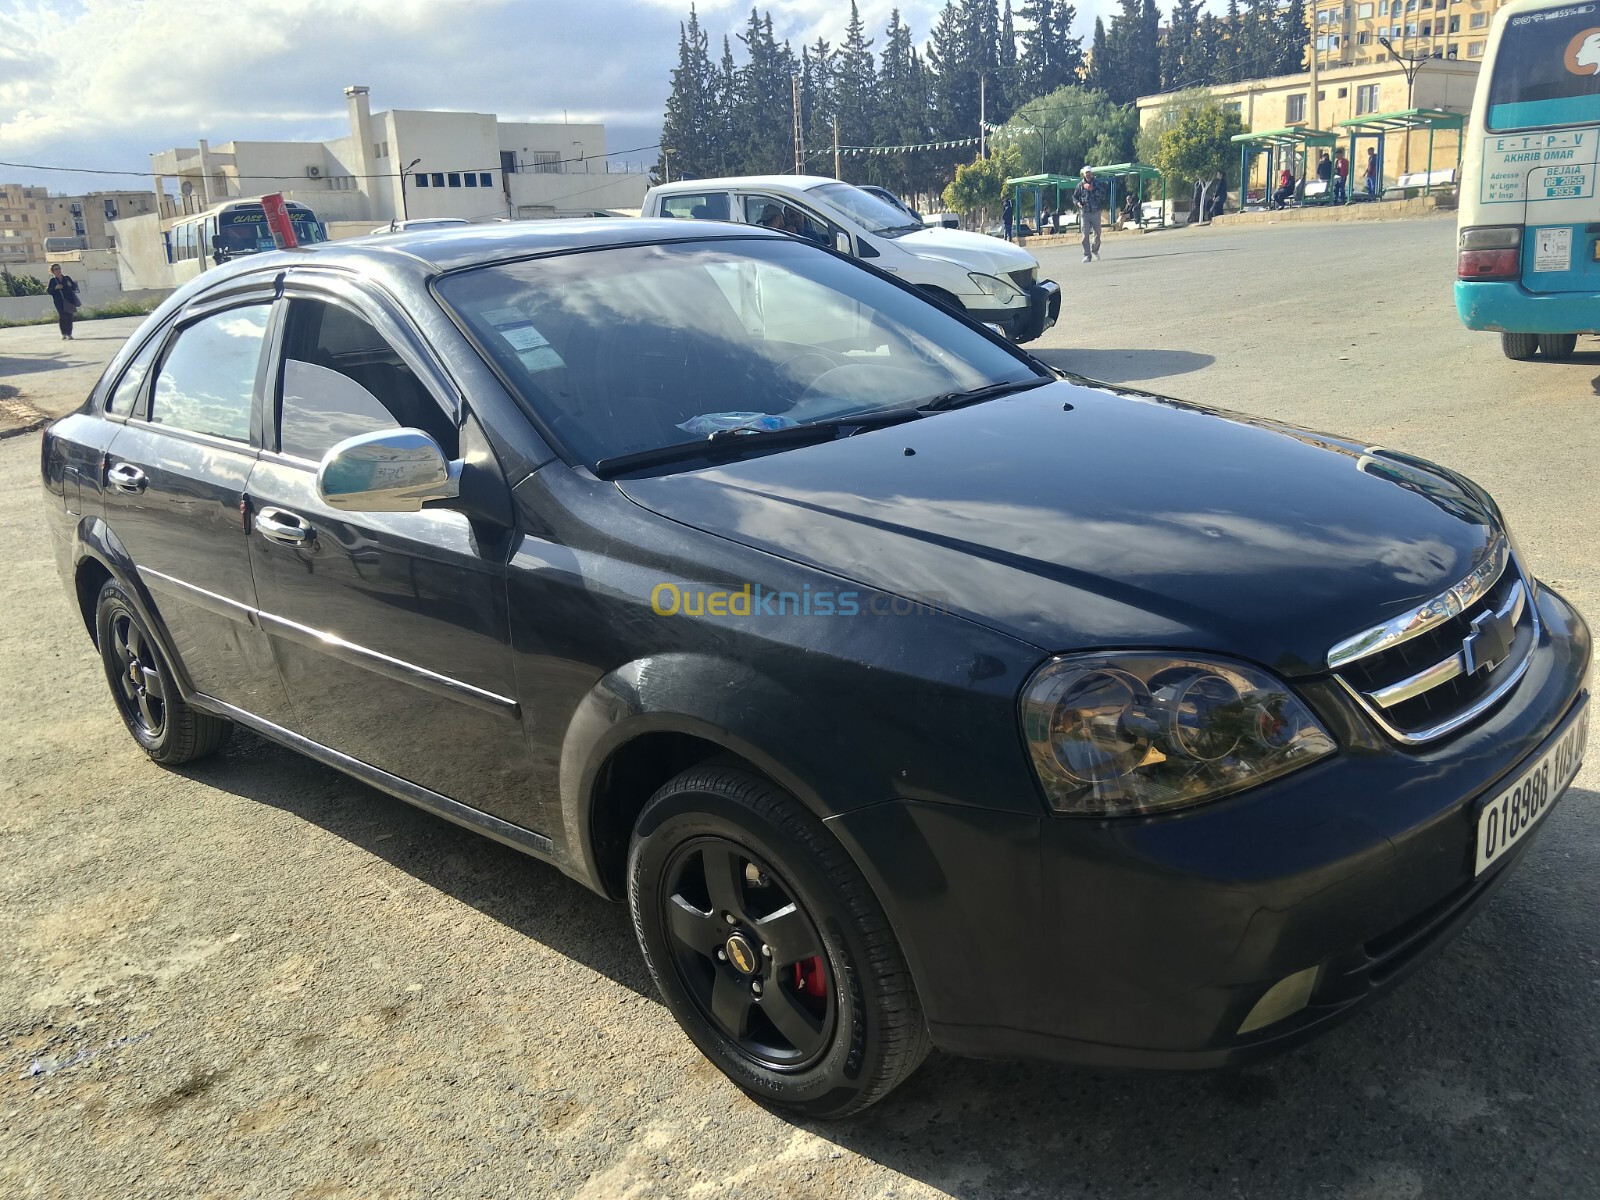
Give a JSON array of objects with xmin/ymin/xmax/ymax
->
[{"xmin": 1462, "ymin": 606, "xmax": 1516, "ymax": 676}]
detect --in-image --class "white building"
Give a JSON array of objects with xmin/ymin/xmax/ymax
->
[{"xmin": 114, "ymin": 86, "xmax": 650, "ymax": 288}]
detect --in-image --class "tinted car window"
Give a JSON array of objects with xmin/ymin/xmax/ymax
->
[
  {"xmin": 107, "ymin": 332, "xmax": 163, "ymax": 417},
  {"xmin": 436, "ymin": 237, "xmax": 1038, "ymax": 469},
  {"xmin": 277, "ymin": 299, "xmax": 458, "ymax": 461},
  {"xmin": 149, "ymin": 305, "xmax": 270, "ymax": 441},
  {"xmin": 1487, "ymin": 5, "xmax": 1600, "ymax": 129}
]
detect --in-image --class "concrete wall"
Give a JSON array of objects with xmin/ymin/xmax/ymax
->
[
  {"xmin": 0, "ymin": 286, "xmax": 171, "ymax": 323},
  {"xmin": 107, "ymin": 213, "xmax": 175, "ymax": 290}
]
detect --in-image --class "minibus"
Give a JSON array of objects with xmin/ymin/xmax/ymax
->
[{"xmin": 1456, "ymin": 0, "xmax": 1600, "ymax": 359}]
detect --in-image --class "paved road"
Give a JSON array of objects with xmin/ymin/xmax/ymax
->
[
  {"xmin": 1, "ymin": 218, "xmax": 1597, "ymax": 1200},
  {"xmin": 0, "ymin": 316, "xmax": 146, "ymax": 433}
]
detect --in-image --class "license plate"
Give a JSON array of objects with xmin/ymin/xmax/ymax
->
[{"xmin": 1475, "ymin": 701, "xmax": 1589, "ymax": 875}]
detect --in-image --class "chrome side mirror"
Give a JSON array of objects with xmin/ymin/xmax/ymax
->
[
  {"xmin": 834, "ymin": 230, "xmax": 852, "ymax": 255},
  {"xmin": 315, "ymin": 428, "xmax": 461, "ymax": 512}
]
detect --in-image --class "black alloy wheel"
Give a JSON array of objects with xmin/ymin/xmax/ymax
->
[
  {"xmin": 108, "ymin": 607, "xmax": 166, "ymax": 740},
  {"xmin": 95, "ymin": 578, "xmax": 232, "ymax": 764},
  {"xmin": 629, "ymin": 763, "xmax": 929, "ymax": 1118},
  {"xmin": 660, "ymin": 837, "xmax": 835, "ymax": 1070}
]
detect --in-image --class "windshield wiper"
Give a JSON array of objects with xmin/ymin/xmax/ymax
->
[
  {"xmin": 593, "ymin": 408, "xmax": 925, "ymax": 478},
  {"xmin": 916, "ymin": 376, "xmax": 1054, "ymax": 412}
]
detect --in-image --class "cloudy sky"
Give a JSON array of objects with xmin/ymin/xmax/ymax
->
[{"xmin": 0, "ymin": 0, "xmax": 1124, "ymax": 194}]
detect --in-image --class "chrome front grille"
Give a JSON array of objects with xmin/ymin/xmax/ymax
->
[{"xmin": 1327, "ymin": 538, "xmax": 1539, "ymax": 745}]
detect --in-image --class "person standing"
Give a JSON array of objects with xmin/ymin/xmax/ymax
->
[
  {"xmin": 1073, "ymin": 169, "xmax": 1103, "ymax": 262},
  {"xmin": 1002, "ymin": 193, "xmax": 1015, "ymax": 241},
  {"xmin": 1364, "ymin": 148, "xmax": 1379, "ymax": 199},
  {"xmin": 47, "ymin": 264, "xmax": 80, "ymax": 340},
  {"xmin": 1208, "ymin": 170, "xmax": 1229, "ymax": 220},
  {"xmin": 1333, "ymin": 149, "xmax": 1350, "ymax": 204},
  {"xmin": 1315, "ymin": 150, "xmax": 1332, "ymax": 193}
]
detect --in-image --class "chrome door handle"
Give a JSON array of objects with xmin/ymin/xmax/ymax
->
[
  {"xmin": 106, "ymin": 462, "xmax": 147, "ymax": 493},
  {"xmin": 256, "ymin": 506, "xmax": 313, "ymax": 547}
]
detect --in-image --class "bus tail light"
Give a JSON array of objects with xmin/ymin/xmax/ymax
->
[{"xmin": 1458, "ymin": 226, "xmax": 1521, "ymax": 281}]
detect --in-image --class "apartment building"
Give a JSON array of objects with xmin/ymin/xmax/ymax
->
[
  {"xmin": 1311, "ymin": 0, "xmax": 1506, "ymax": 67},
  {"xmin": 0, "ymin": 185, "xmax": 156, "ymax": 264}
]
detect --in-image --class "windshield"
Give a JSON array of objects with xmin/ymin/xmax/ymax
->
[
  {"xmin": 807, "ymin": 182, "xmax": 924, "ymax": 235},
  {"xmin": 436, "ymin": 237, "xmax": 1040, "ymax": 471},
  {"xmin": 215, "ymin": 213, "xmax": 325, "ymax": 253},
  {"xmin": 1487, "ymin": 3, "xmax": 1600, "ymax": 130}
]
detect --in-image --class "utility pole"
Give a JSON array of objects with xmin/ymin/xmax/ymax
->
[
  {"xmin": 833, "ymin": 117, "xmax": 841, "ymax": 179},
  {"xmin": 1308, "ymin": 22, "xmax": 1320, "ymax": 131},
  {"xmin": 1378, "ymin": 36, "xmax": 1427, "ymax": 173},
  {"xmin": 792, "ymin": 75, "xmax": 803, "ymax": 174},
  {"xmin": 980, "ymin": 74, "xmax": 987, "ymax": 158}
]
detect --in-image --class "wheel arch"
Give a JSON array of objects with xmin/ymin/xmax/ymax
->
[
  {"xmin": 71, "ymin": 517, "xmax": 195, "ymax": 695},
  {"xmin": 558, "ymin": 653, "xmax": 884, "ymax": 900}
]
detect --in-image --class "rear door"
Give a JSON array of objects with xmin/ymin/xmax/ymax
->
[
  {"xmin": 1481, "ymin": 5, "xmax": 1600, "ymax": 292},
  {"xmin": 244, "ymin": 275, "xmax": 537, "ymax": 824},
  {"xmin": 101, "ymin": 289, "xmax": 294, "ymax": 722}
]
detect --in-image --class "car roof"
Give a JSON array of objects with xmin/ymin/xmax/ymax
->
[
  {"xmin": 254, "ymin": 218, "xmax": 787, "ymax": 275},
  {"xmin": 649, "ymin": 175, "xmax": 840, "ymax": 193}
]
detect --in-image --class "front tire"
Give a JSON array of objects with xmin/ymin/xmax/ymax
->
[
  {"xmin": 1501, "ymin": 332, "xmax": 1539, "ymax": 360},
  {"xmin": 628, "ymin": 764, "xmax": 929, "ymax": 1118},
  {"xmin": 1537, "ymin": 333, "xmax": 1578, "ymax": 359},
  {"xmin": 95, "ymin": 579, "xmax": 231, "ymax": 764}
]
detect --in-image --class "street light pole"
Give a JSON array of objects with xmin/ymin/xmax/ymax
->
[
  {"xmin": 1378, "ymin": 36, "xmax": 1427, "ymax": 173},
  {"xmin": 397, "ymin": 157, "xmax": 422, "ymax": 227},
  {"xmin": 662, "ymin": 147, "xmax": 676, "ymax": 184}
]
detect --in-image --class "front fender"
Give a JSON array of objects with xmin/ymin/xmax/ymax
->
[{"xmin": 558, "ymin": 651, "xmax": 889, "ymax": 894}]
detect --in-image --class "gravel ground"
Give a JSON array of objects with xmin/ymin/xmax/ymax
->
[{"xmin": 1, "ymin": 217, "xmax": 1596, "ymax": 1200}]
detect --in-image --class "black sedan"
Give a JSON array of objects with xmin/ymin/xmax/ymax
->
[{"xmin": 40, "ymin": 221, "xmax": 1590, "ymax": 1118}]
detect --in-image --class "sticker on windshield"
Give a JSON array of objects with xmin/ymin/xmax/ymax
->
[
  {"xmin": 1534, "ymin": 226, "xmax": 1573, "ymax": 271},
  {"xmin": 500, "ymin": 325, "xmax": 550, "ymax": 352}
]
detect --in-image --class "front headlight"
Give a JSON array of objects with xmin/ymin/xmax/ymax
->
[
  {"xmin": 1020, "ymin": 653, "xmax": 1336, "ymax": 817},
  {"xmin": 968, "ymin": 271, "xmax": 1025, "ymax": 303}
]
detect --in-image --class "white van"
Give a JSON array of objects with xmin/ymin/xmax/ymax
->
[
  {"xmin": 643, "ymin": 176, "xmax": 1061, "ymax": 343},
  {"xmin": 1455, "ymin": 0, "xmax": 1600, "ymax": 359}
]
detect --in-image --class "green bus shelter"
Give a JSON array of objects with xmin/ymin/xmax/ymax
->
[
  {"xmin": 1334, "ymin": 108, "xmax": 1464, "ymax": 199},
  {"xmin": 1005, "ymin": 173, "xmax": 1078, "ymax": 234},
  {"xmin": 1080, "ymin": 162, "xmax": 1168, "ymax": 226},
  {"xmin": 1231, "ymin": 127, "xmax": 1340, "ymax": 211}
]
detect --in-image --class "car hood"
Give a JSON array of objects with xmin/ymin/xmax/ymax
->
[
  {"xmin": 617, "ymin": 381, "xmax": 1499, "ymax": 677},
  {"xmin": 891, "ymin": 227, "xmax": 1040, "ymax": 276}
]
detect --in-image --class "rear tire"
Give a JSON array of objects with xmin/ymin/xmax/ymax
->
[
  {"xmin": 95, "ymin": 579, "xmax": 232, "ymax": 765},
  {"xmin": 628, "ymin": 764, "xmax": 929, "ymax": 1118},
  {"xmin": 1500, "ymin": 332, "xmax": 1538, "ymax": 360},
  {"xmin": 1537, "ymin": 333, "xmax": 1578, "ymax": 360}
]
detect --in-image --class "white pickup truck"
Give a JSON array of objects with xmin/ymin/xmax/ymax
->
[{"xmin": 642, "ymin": 176, "xmax": 1061, "ymax": 343}]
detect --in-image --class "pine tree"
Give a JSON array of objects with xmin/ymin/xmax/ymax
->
[
  {"xmin": 713, "ymin": 34, "xmax": 740, "ymax": 174},
  {"xmin": 657, "ymin": 6, "xmax": 717, "ymax": 181},
  {"xmin": 998, "ymin": 0, "xmax": 1020, "ymax": 117},
  {"xmin": 1134, "ymin": 0, "xmax": 1161, "ymax": 101},
  {"xmin": 1018, "ymin": 0, "xmax": 1083, "ymax": 101},
  {"xmin": 737, "ymin": 9, "xmax": 796, "ymax": 173},
  {"xmin": 875, "ymin": 9, "xmax": 934, "ymax": 194},
  {"xmin": 1277, "ymin": 0, "xmax": 1309, "ymax": 76},
  {"xmin": 1217, "ymin": 0, "xmax": 1242, "ymax": 83},
  {"xmin": 1194, "ymin": 12, "xmax": 1224, "ymax": 86},
  {"xmin": 834, "ymin": 1, "xmax": 876, "ymax": 178},
  {"xmin": 1163, "ymin": 0, "xmax": 1202, "ymax": 90},
  {"xmin": 803, "ymin": 36, "xmax": 835, "ymax": 173},
  {"xmin": 1084, "ymin": 16, "xmax": 1111, "ymax": 96}
]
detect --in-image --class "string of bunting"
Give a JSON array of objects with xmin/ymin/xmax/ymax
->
[{"xmin": 838, "ymin": 136, "xmax": 981, "ymax": 156}]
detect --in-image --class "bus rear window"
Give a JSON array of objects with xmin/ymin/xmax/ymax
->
[{"xmin": 1487, "ymin": 3, "xmax": 1600, "ymax": 130}]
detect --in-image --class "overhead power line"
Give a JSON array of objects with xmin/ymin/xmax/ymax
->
[{"xmin": 0, "ymin": 143, "xmax": 662, "ymax": 184}]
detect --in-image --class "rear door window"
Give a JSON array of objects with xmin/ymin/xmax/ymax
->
[
  {"xmin": 149, "ymin": 305, "xmax": 270, "ymax": 441},
  {"xmin": 1487, "ymin": 5, "xmax": 1600, "ymax": 129},
  {"xmin": 659, "ymin": 192, "xmax": 730, "ymax": 220}
]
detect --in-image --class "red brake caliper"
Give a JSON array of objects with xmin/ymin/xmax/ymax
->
[{"xmin": 792, "ymin": 955, "xmax": 827, "ymax": 998}]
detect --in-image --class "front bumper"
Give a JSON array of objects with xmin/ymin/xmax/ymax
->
[
  {"xmin": 1455, "ymin": 280, "xmax": 1600, "ymax": 335},
  {"xmin": 971, "ymin": 281, "xmax": 1061, "ymax": 344},
  {"xmin": 827, "ymin": 585, "xmax": 1591, "ymax": 1069}
]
